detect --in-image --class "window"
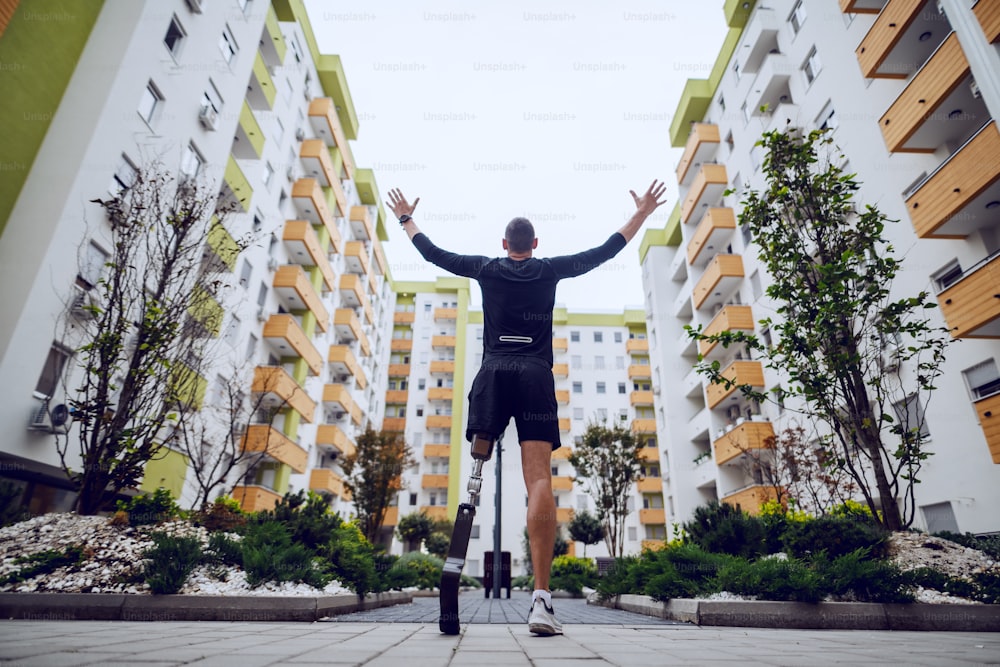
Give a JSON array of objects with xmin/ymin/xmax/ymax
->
[
  {"xmin": 596, "ymin": 382, "xmax": 606, "ymax": 394},
  {"xmin": 263, "ymin": 162, "xmax": 274, "ymax": 187},
  {"xmin": 246, "ymin": 334, "xmax": 257, "ymax": 361},
  {"xmin": 615, "ymin": 356, "xmax": 625, "ymax": 370},
  {"xmin": 289, "ymin": 35, "xmax": 304, "ymax": 63},
  {"xmin": 594, "ymin": 356, "xmax": 605, "ymax": 370},
  {"xmin": 219, "ymin": 25, "xmax": 238, "ymax": 64},
  {"xmin": 741, "ymin": 101, "xmax": 751, "ymax": 125},
  {"xmin": 240, "ymin": 259, "xmax": 253, "ymax": 287},
  {"xmin": 202, "ymin": 80, "xmax": 223, "ymax": 115},
  {"xmin": 572, "ymin": 381, "xmax": 583, "ymax": 394},
  {"xmin": 224, "ymin": 314, "xmax": 241, "ymax": 347},
  {"xmin": 618, "ymin": 382, "xmax": 626, "ymax": 394},
  {"xmin": 416, "ymin": 406, "xmax": 424, "ymax": 417},
  {"xmin": 256, "ymin": 281, "xmax": 268, "ymax": 306},
  {"xmin": 180, "ymin": 142, "xmax": 204, "ymax": 181},
  {"xmin": 614, "ymin": 331, "xmax": 623, "ymax": 343},
  {"xmin": 718, "ymin": 95, "xmax": 725, "ymax": 112},
  {"xmin": 109, "ymin": 154, "xmax": 137, "ymax": 195},
  {"xmin": 570, "ymin": 331, "xmax": 580, "ymax": 342},
  {"xmin": 789, "ymin": 0, "xmax": 807, "ymax": 33},
  {"xmin": 35, "ymin": 345, "xmax": 71, "ymax": 397},
  {"xmin": 573, "ymin": 408, "xmax": 584, "ymax": 420},
  {"xmin": 597, "ymin": 408, "xmax": 608, "ymax": 421},
  {"xmin": 571, "ymin": 354, "xmax": 582, "ymax": 370},
  {"xmin": 78, "ymin": 241, "xmax": 108, "ymax": 289},
  {"xmin": 732, "ymin": 59, "xmax": 741, "ymax": 82},
  {"xmin": 817, "ymin": 101, "xmax": 838, "ymax": 131},
  {"xmin": 164, "ymin": 16, "xmax": 186, "ymax": 58},
  {"xmin": 470, "ymin": 526, "xmax": 480, "ymax": 540},
  {"xmin": 593, "ymin": 331, "xmax": 603, "ymax": 343},
  {"xmin": 964, "ymin": 360, "xmax": 1000, "ymax": 400},
  {"xmin": 750, "ymin": 270, "xmax": 763, "ymax": 301},
  {"xmin": 932, "ymin": 260, "xmax": 963, "ymax": 292},
  {"xmin": 409, "ymin": 493, "xmax": 417, "ymax": 506},
  {"xmin": 237, "ymin": 0, "xmax": 250, "ymax": 13},
  {"xmin": 418, "ymin": 378, "xmax": 426, "ymax": 390},
  {"xmin": 892, "ymin": 394, "xmax": 930, "ymax": 441},
  {"xmin": 803, "ymin": 47, "xmax": 822, "ymax": 84},
  {"xmin": 137, "ymin": 81, "xmax": 163, "ymax": 126}
]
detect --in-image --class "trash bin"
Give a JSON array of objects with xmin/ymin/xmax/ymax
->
[{"xmin": 483, "ymin": 550, "xmax": 511, "ymax": 598}]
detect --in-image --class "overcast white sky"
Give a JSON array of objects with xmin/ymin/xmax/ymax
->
[{"xmin": 303, "ymin": 0, "xmax": 729, "ymax": 311}]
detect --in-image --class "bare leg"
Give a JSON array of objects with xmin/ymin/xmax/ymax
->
[{"xmin": 521, "ymin": 440, "xmax": 555, "ymax": 591}]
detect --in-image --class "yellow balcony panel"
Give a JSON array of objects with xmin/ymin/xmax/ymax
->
[
  {"xmin": 552, "ymin": 363, "xmax": 569, "ymax": 378},
  {"xmin": 552, "ymin": 475, "xmax": 574, "ymax": 491},
  {"xmin": 389, "ymin": 363, "xmax": 412, "ymax": 377},
  {"xmin": 693, "ymin": 254, "xmax": 745, "ymax": 311},
  {"xmin": 316, "ymin": 424, "xmax": 355, "ymax": 458},
  {"xmin": 432, "ymin": 335, "xmax": 456, "ymax": 349},
  {"xmin": 299, "ymin": 138, "xmax": 337, "ymax": 187},
  {"xmin": 344, "ymin": 240, "xmax": 372, "ymax": 275},
  {"xmin": 630, "ymin": 390, "xmax": 654, "ymax": 406},
  {"xmin": 329, "ymin": 344, "xmax": 366, "ymax": 389},
  {"xmin": 391, "ymin": 338, "xmax": 413, "ymax": 352},
  {"xmin": 206, "ymin": 217, "xmax": 240, "ymax": 273},
  {"xmin": 310, "ymin": 468, "xmax": 346, "ymax": 498},
  {"xmin": 434, "ymin": 307, "xmax": 458, "ymax": 321},
  {"xmin": 394, "ymin": 311, "xmax": 416, "ymax": 324},
  {"xmin": 639, "ymin": 447, "xmax": 660, "ymax": 462},
  {"xmin": 261, "ymin": 5, "xmax": 287, "ymax": 66},
  {"xmin": 556, "ymin": 389, "xmax": 570, "ymax": 405},
  {"xmin": 553, "ymin": 337, "xmax": 569, "ymax": 352},
  {"xmin": 274, "ymin": 265, "xmax": 329, "ymax": 332},
  {"xmin": 222, "ymin": 155, "xmax": 253, "ymax": 212},
  {"xmin": 722, "ymin": 484, "xmax": 780, "ymax": 515},
  {"xmin": 839, "ymin": 0, "xmax": 886, "ymax": 13},
  {"xmin": 169, "ymin": 363, "xmax": 207, "ymax": 410},
  {"xmin": 688, "ymin": 207, "xmax": 737, "ymax": 266},
  {"xmin": 555, "ymin": 507, "xmax": 574, "ymax": 523},
  {"xmin": 339, "ymin": 273, "xmax": 370, "ymax": 313},
  {"xmin": 283, "ymin": 220, "xmax": 336, "ymax": 292},
  {"xmin": 714, "ymin": 419, "xmax": 776, "ymax": 465},
  {"xmin": 637, "ymin": 477, "xmax": 663, "ymax": 493},
  {"xmin": 856, "ymin": 0, "xmax": 940, "ymax": 79},
  {"xmin": 322, "ymin": 383, "xmax": 357, "ymax": 418},
  {"xmin": 632, "ymin": 418, "xmax": 657, "ymax": 434},
  {"xmin": 706, "ymin": 361, "xmax": 766, "ymax": 409},
  {"xmin": 639, "ymin": 508, "xmax": 666, "ymax": 525},
  {"xmin": 333, "ymin": 308, "xmax": 363, "ymax": 343},
  {"xmin": 421, "ymin": 506, "xmax": 449, "ymax": 521},
  {"xmin": 552, "ymin": 447, "xmax": 572, "ymax": 460},
  {"xmin": 232, "ymin": 101, "xmax": 265, "ymax": 160},
  {"xmin": 373, "ymin": 243, "xmax": 388, "ymax": 276},
  {"xmin": 879, "ymin": 33, "xmax": 971, "ymax": 153},
  {"xmin": 681, "ymin": 164, "xmax": 728, "ymax": 226},
  {"xmin": 699, "ymin": 305, "xmax": 755, "ymax": 358},
  {"xmin": 626, "ymin": 338, "xmax": 649, "ymax": 353},
  {"xmin": 363, "ymin": 299, "xmax": 375, "ymax": 328},
  {"xmin": 247, "ymin": 51, "xmax": 276, "ymax": 110},
  {"xmin": 422, "ymin": 474, "xmax": 449, "ymax": 489},
  {"xmin": 232, "ymin": 485, "xmax": 282, "ymax": 513},
  {"xmin": 974, "ymin": 392, "xmax": 1000, "ymax": 463},
  {"xmin": 430, "ymin": 360, "xmax": 455, "ymax": 375},
  {"xmin": 428, "ymin": 387, "xmax": 454, "ymax": 401},
  {"xmin": 426, "ymin": 415, "xmax": 453, "ymax": 429},
  {"xmin": 241, "ymin": 424, "xmax": 307, "ymax": 473},
  {"xmin": 349, "ymin": 205, "xmax": 374, "ymax": 241},
  {"xmin": 628, "ymin": 364, "xmax": 652, "ymax": 380},
  {"xmin": 559, "ymin": 418, "xmax": 571, "ymax": 432},
  {"xmin": 424, "ymin": 444, "xmax": 451, "ymax": 458},
  {"xmin": 383, "ymin": 506, "xmax": 399, "ymax": 526},
  {"xmin": 252, "ymin": 365, "xmax": 317, "ymax": 423},
  {"xmin": 975, "ymin": 0, "xmax": 1000, "ymax": 43},
  {"xmin": 905, "ymin": 121, "xmax": 1000, "ymax": 238},
  {"xmin": 385, "ymin": 389, "xmax": 409, "ymax": 404},
  {"xmin": 263, "ymin": 314, "xmax": 322, "ymax": 376},
  {"xmin": 308, "ymin": 97, "xmax": 355, "ymax": 177},
  {"xmin": 292, "ymin": 178, "xmax": 337, "ymax": 240},
  {"xmin": 676, "ymin": 123, "xmax": 721, "ymax": 186},
  {"xmin": 937, "ymin": 252, "xmax": 1000, "ymax": 338},
  {"xmin": 383, "ymin": 417, "xmax": 406, "ymax": 433}
]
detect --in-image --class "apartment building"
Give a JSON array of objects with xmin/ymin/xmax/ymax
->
[
  {"xmin": 641, "ymin": 0, "xmax": 1000, "ymax": 537},
  {"xmin": 0, "ymin": 0, "xmax": 394, "ymax": 515}
]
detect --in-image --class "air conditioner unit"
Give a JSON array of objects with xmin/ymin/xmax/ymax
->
[
  {"xmin": 198, "ymin": 105, "xmax": 218, "ymax": 131},
  {"xmin": 970, "ymin": 79, "xmax": 981, "ymax": 100},
  {"xmin": 70, "ymin": 286, "xmax": 97, "ymax": 320},
  {"xmin": 286, "ymin": 166, "xmax": 295, "ymax": 182},
  {"xmin": 267, "ymin": 258, "xmax": 280, "ymax": 271},
  {"xmin": 295, "ymin": 128, "xmax": 306, "ymax": 142},
  {"xmin": 29, "ymin": 400, "xmax": 74, "ymax": 434},
  {"xmin": 257, "ymin": 307, "xmax": 269, "ymax": 322}
]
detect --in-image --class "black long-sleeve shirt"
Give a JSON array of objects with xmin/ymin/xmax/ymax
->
[{"xmin": 412, "ymin": 232, "xmax": 627, "ymax": 366}]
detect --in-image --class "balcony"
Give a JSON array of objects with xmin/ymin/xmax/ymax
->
[
  {"xmin": 552, "ymin": 363, "xmax": 569, "ymax": 378},
  {"xmin": 430, "ymin": 360, "xmax": 455, "ymax": 375},
  {"xmin": 434, "ymin": 307, "xmax": 458, "ymax": 321},
  {"xmin": 427, "ymin": 415, "xmax": 453, "ymax": 429},
  {"xmin": 391, "ymin": 338, "xmax": 413, "ymax": 352},
  {"xmin": 389, "ymin": 363, "xmax": 411, "ymax": 377},
  {"xmin": 555, "ymin": 507, "xmax": 574, "ymax": 523},
  {"xmin": 699, "ymin": 305, "xmax": 755, "ymax": 359},
  {"xmin": 552, "ymin": 476, "xmax": 573, "ymax": 491},
  {"xmin": 432, "ymin": 335, "xmax": 456, "ymax": 349},
  {"xmin": 555, "ymin": 389, "xmax": 570, "ymax": 405},
  {"xmin": 339, "ymin": 274, "xmax": 370, "ymax": 314},
  {"xmin": 316, "ymin": 423, "xmax": 355, "ymax": 457},
  {"xmin": 626, "ymin": 338, "xmax": 649, "ymax": 353},
  {"xmin": 333, "ymin": 308, "xmax": 363, "ymax": 343},
  {"xmin": 385, "ymin": 389, "xmax": 409, "ymax": 404},
  {"xmin": 422, "ymin": 474, "xmax": 449, "ymax": 489},
  {"xmin": 676, "ymin": 123, "xmax": 720, "ymax": 186},
  {"xmin": 349, "ymin": 206, "xmax": 374, "ymax": 241},
  {"xmin": 637, "ymin": 477, "xmax": 663, "ymax": 493},
  {"xmin": 639, "ymin": 447, "xmax": 660, "ymax": 462},
  {"xmin": 424, "ymin": 444, "xmax": 451, "ymax": 458},
  {"xmin": 383, "ymin": 417, "xmax": 406, "ymax": 433},
  {"xmin": 329, "ymin": 344, "xmax": 367, "ymax": 389},
  {"xmin": 322, "ymin": 383, "xmax": 358, "ymax": 422},
  {"xmin": 232, "ymin": 485, "xmax": 282, "ymax": 513},
  {"xmin": 879, "ymin": 33, "xmax": 983, "ymax": 154},
  {"xmin": 559, "ymin": 418, "xmax": 570, "ymax": 433},
  {"xmin": 310, "ymin": 468, "xmax": 346, "ymax": 498},
  {"xmin": 308, "ymin": 97, "xmax": 354, "ymax": 177},
  {"xmin": 632, "ymin": 418, "xmax": 657, "ymax": 434},
  {"xmin": 292, "ymin": 178, "xmax": 337, "ymax": 240},
  {"xmin": 737, "ymin": 7, "xmax": 780, "ymax": 76},
  {"xmin": 745, "ymin": 53, "xmax": 793, "ymax": 120},
  {"xmin": 692, "ymin": 254, "xmax": 744, "ymax": 311},
  {"xmin": 553, "ymin": 337, "xmax": 568, "ymax": 352},
  {"xmin": 681, "ymin": 164, "xmax": 728, "ymax": 226},
  {"xmin": 373, "ymin": 243, "xmax": 388, "ymax": 276},
  {"xmin": 856, "ymin": 0, "xmax": 949, "ymax": 79},
  {"xmin": 428, "ymin": 387, "xmax": 453, "ymax": 401},
  {"xmin": 714, "ymin": 419, "xmax": 775, "ymax": 465},
  {"xmin": 421, "ymin": 506, "xmax": 449, "ymax": 521},
  {"xmin": 344, "ymin": 240, "xmax": 371, "ymax": 275},
  {"xmin": 274, "ymin": 265, "xmax": 329, "ymax": 332},
  {"xmin": 722, "ymin": 484, "xmax": 780, "ymax": 515},
  {"xmin": 247, "ymin": 52, "xmax": 276, "ymax": 110},
  {"xmin": 205, "ymin": 218, "xmax": 240, "ymax": 273},
  {"xmin": 221, "ymin": 155, "xmax": 252, "ymax": 212},
  {"xmin": 706, "ymin": 361, "xmax": 765, "ymax": 409},
  {"xmin": 383, "ymin": 506, "xmax": 399, "ymax": 526},
  {"xmin": 299, "ymin": 139, "xmax": 337, "ymax": 189},
  {"xmin": 283, "ymin": 220, "xmax": 335, "ymax": 291},
  {"xmin": 630, "ymin": 390, "xmax": 654, "ymax": 406},
  {"xmin": 937, "ymin": 251, "xmax": 1000, "ymax": 338},
  {"xmin": 263, "ymin": 314, "xmax": 323, "ymax": 376},
  {"xmin": 260, "ymin": 5, "xmax": 287, "ymax": 67},
  {"xmin": 639, "ymin": 508, "xmax": 666, "ymax": 525},
  {"xmin": 688, "ymin": 208, "xmax": 737, "ymax": 267},
  {"xmin": 628, "ymin": 364, "xmax": 652, "ymax": 380},
  {"xmin": 241, "ymin": 425, "xmax": 307, "ymax": 473},
  {"xmin": 232, "ymin": 101, "xmax": 264, "ymax": 160},
  {"xmin": 975, "ymin": 0, "xmax": 1000, "ymax": 43},
  {"xmin": 974, "ymin": 391, "xmax": 1000, "ymax": 463},
  {"xmin": 394, "ymin": 310, "xmax": 415, "ymax": 324},
  {"xmin": 252, "ymin": 366, "xmax": 316, "ymax": 422},
  {"xmin": 552, "ymin": 447, "xmax": 572, "ymax": 460}
]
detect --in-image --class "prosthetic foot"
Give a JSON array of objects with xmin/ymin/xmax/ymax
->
[{"xmin": 439, "ymin": 433, "xmax": 495, "ymax": 635}]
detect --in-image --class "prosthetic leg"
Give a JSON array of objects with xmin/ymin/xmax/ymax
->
[{"xmin": 438, "ymin": 433, "xmax": 495, "ymax": 635}]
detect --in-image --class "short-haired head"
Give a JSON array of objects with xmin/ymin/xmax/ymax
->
[{"xmin": 504, "ymin": 217, "xmax": 535, "ymax": 253}]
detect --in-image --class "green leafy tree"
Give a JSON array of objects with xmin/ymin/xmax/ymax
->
[
  {"xmin": 396, "ymin": 510, "xmax": 434, "ymax": 552},
  {"xmin": 341, "ymin": 427, "xmax": 415, "ymax": 544},
  {"xmin": 568, "ymin": 510, "xmax": 605, "ymax": 558},
  {"xmin": 569, "ymin": 422, "xmax": 644, "ymax": 558},
  {"xmin": 686, "ymin": 127, "xmax": 950, "ymax": 531}
]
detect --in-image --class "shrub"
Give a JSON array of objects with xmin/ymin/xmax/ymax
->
[
  {"xmin": 117, "ymin": 487, "xmax": 180, "ymax": 526},
  {"xmin": 905, "ymin": 566, "xmax": 999, "ymax": 603},
  {"xmin": 646, "ymin": 544, "xmax": 739, "ymax": 602},
  {"xmin": 782, "ymin": 514, "xmax": 887, "ymax": 560},
  {"xmin": 204, "ymin": 532, "xmax": 242, "ymax": 568},
  {"xmin": 972, "ymin": 571, "xmax": 1000, "ymax": 604},
  {"xmin": 933, "ymin": 531, "xmax": 1000, "ymax": 561},
  {"xmin": 816, "ymin": 548, "xmax": 914, "ymax": 603},
  {"xmin": 142, "ymin": 532, "xmax": 202, "ymax": 594},
  {"xmin": 594, "ymin": 557, "xmax": 636, "ymax": 601},
  {"xmin": 512, "ymin": 574, "xmax": 535, "ymax": 591},
  {"xmin": 424, "ymin": 532, "xmax": 450, "ymax": 560},
  {"xmin": 266, "ymin": 490, "xmax": 345, "ymax": 552},
  {"xmin": 715, "ymin": 555, "xmax": 823, "ymax": 603},
  {"xmin": 320, "ymin": 523, "xmax": 379, "ymax": 597},
  {"xmin": 241, "ymin": 521, "xmax": 328, "ymax": 589},
  {"xmin": 195, "ymin": 497, "xmax": 246, "ymax": 533},
  {"xmin": 550, "ymin": 556, "xmax": 598, "ymax": 597},
  {"xmin": 0, "ymin": 545, "xmax": 86, "ymax": 586},
  {"xmin": 386, "ymin": 551, "xmax": 443, "ymax": 590},
  {"xmin": 682, "ymin": 502, "xmax": 769, "ymax": 559}
]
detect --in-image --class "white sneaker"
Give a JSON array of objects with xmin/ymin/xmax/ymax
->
[{"xmin": 527, "ymin": 598, "xmax": 563, "ymax": 636}]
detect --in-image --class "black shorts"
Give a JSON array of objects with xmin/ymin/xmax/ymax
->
[{"xmin": 466, "ymin": 354, "xmax": 560, "ymax": 449}]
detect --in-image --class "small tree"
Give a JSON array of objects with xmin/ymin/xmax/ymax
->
[
  {"xmin": 687, "ymin": 127, "xmax": 950, "ymax": 530},
  {"xmin": 569, "ymin": 422, "xmax": 644, "ymax": 558},
  {"xmin": 341, "ymin": 427, "xmax": 415, "ymax": 544},
  {"xmin": 568, "ymin": 510, "xmax": 605, "ymax": 558},
  {"xmin": 396, "ymin": 510, "xmax": 434, "ymax": 552}
]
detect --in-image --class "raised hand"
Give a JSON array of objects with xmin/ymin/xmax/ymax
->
[
  {"xmin": 386, "ymin": 188, "xmax": 420, "ymax": 219},
  {"xmin": 629, "ymin": 180, "xmax": 668, "ymax": 218}
]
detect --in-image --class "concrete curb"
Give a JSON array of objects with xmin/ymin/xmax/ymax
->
[
  {"xmin": 591, "ymin": 594, "xmax": 1000, "ymax": 631},
  {"xmin": 0, "ymin": 591, "xmax": 413, "ymax": 622}
]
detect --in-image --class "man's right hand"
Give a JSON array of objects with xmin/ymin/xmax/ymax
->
[{"xmin": 387, "ymin": 188, "xmax": 420, "ymax": 219}]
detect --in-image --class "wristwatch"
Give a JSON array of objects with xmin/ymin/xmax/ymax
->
[{"xmin": 398, "ymin": 214, "xmax": 412, "ymax": 225}]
